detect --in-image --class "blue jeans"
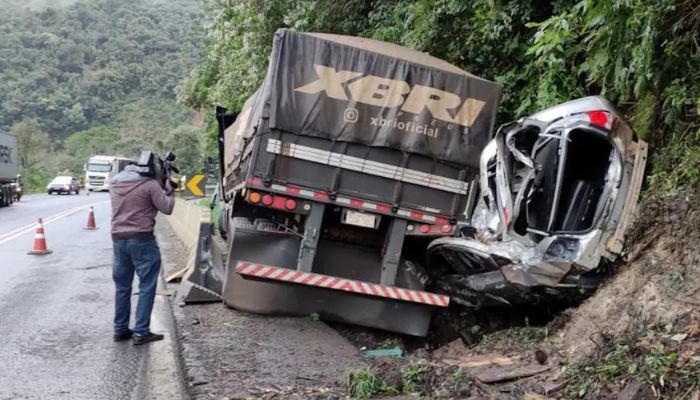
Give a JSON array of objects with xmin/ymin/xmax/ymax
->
[{"xmin": 112, "ymin": 239, "xmax": 161, "ymax": 335}]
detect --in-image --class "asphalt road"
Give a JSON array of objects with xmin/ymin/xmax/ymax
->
[{"xmin": 0, "ymin": 192, "xmax": 186, "ymax": 400}]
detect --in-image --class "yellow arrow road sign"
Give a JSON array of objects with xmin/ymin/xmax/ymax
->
[{"xmin": 185, "ymin": 174, "xmax": 206, "ymax": 197}]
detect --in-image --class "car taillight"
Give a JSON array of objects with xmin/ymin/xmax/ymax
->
[
  {"xmin": 586, "ymin": 110, "xmax": 614, "ymax": 130},
  {"xmin": 284, "ymin": 199, "xmax": 297, "ymax": 210}
]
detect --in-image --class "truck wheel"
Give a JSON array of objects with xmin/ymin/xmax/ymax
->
[
  {"xmin": 253, "ymin": 218, "xmax": 277, "ymax": 232},
  {"xmin": 232, "ymin": 217, "xmax": 254, "ymax": 230}
]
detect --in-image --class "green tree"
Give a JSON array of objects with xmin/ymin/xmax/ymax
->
[
  {"xmin": 165, "ymin": 125, "xmax": 203, "ymax": 174},
  {"xmin": 181, "ymin": 0, "xmax": 699, "ymax": 192},
  {"xmin": 10, "ymin": 120, "xmax": 50, "ymax": 170}
]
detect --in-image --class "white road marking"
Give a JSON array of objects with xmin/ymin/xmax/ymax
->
[{"xmin": 0, "ymin": 201, "xmax": 109, "ymax": 245}]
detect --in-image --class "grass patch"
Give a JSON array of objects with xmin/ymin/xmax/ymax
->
[
  {"xmin": 347, "ymin": 368, "xmax": 396, "ymax": 399},
  {"xmin": 562, "ymin": 326, "xmax": 700, "ymax": 399},
  {"xmin": 378, "ymin": 338, "xmax": 400, "ymax": 349},
  {"xmin": 478, "ymin": 325, "xmax": 549, "ymax": 350},
  {"xmin": 401, "ymin": 362, "xmax": 429, "ymax": 394},
  {"xmin": 645, "ymin": 127, "xmax": 700, "ymax": 199}
]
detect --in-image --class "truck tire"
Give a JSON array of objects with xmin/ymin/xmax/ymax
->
[
  {"xmin": 253, "ymin": 218, "xmax": 277, "ymax": 232},
  {"xmin": 232, "ymin": 217, "xmax": 254, "ymax": 230}
]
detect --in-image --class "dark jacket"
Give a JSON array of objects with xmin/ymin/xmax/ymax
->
[{"xmin": 110, "ymin": 166, "xmax": 175, "ymax": 240}]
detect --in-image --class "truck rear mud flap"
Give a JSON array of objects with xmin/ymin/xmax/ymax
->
[
  {"xmin": 175, "ymin": 219, "xmax": 225, "ymax": 303},
  {"xmin": 222, "ymin": 228, "xmax": 447, "ymax": 336}
]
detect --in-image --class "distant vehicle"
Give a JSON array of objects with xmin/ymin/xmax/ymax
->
[
  {"xmin": 47, "ymin": 176, "xmax": 80, "ymax": 195},
  {"xmin": 84, "ymin": 155, "xmax": 133, "ymax": 191},
  {"xmin": 10, "ymin": 175, "xmax": 23, "ymax": 202},
  {"xmin": 0, "ymin": 131, "xmax": 19, "ymax": 207}
]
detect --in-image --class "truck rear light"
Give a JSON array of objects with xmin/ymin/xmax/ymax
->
[
  {"xmin": 284, "ymin": 199, "xmax": 297, "ymax": 210},
  {"xmin": 586, "ymin": 110, "xmax": 614, "ymax": 130},
  {"xmin": 441, "ymin": 225, "xmax": 453, "ymax": 233},
  {"xmin": 248, "ymin": 192, "xmax": 262, "ymax": 203},
  {"xmin": 420, "ymin": 224, "xmax": 430, "ymax": 233},
  {"xmin": 262, "ymin": 194, "xmax": 273, "ymax": 205}
]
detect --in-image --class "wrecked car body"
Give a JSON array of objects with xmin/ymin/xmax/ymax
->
[{"xmin": 428, "ymin": 96, "xmax": 648, "ymax": 307}]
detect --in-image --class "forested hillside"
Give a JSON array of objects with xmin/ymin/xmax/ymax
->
[
  {"xmin": 181, "ymin": 0, "xmax": 699, "ymax": 196},
  {"xmin": 1, "ymin": 0, "xmax": 203, "ymax": 189}
]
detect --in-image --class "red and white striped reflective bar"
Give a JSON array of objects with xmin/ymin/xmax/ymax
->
[
  {"xmin": 247, "ymin": 178, "xmax": 451, "ymax": 225},
  {"xmin": 236, "ymin": 262, "xmax": 450, "ymax": 307}
]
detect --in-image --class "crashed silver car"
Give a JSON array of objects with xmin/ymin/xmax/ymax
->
[{"xmin": 428, "ymin": 96, "xmax": 648, "ymax": 307}]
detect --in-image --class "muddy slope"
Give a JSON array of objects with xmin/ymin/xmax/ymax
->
[{"xmin": 553, "ymin": 189, "xmax": 700, "ymax": 363}]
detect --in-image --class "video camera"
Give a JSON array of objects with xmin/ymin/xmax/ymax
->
[{"xmin": 134, "ymin": 150, "xmax": 179, "ymax": 191}]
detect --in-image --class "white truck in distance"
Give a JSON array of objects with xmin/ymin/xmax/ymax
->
[
  {"xmin": 0, "ymin": 131, "xmax": 20, "ymax": 207},
  {"xmin": 84, "ymin": 155, "xmax": 132, "ymax": 191}
]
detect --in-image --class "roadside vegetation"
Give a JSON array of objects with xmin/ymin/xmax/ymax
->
[
  {"xmin": 0, "ymin": 0, "xmax": 204, "ymax": 191},
  {"xmin": 562, "ymin": 325, "xmax": 700, "ymax": 399},
  {"xmin": 181, "ymin": 0, "xmax": 699, "ymax": 191}
]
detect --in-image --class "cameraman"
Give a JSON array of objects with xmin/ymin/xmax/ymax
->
[{"xmin": 109, "ymin": 152, "xmax": 175, "ymax": 345}]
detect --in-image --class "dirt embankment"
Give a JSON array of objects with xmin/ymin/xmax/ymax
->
[
  {"xmin": 347, "ymin": 189, "xmax": 700, "ymax": 399},
  {"xmin": 553, "ymin": 190, "xmax": 700, "ymax": 363}
]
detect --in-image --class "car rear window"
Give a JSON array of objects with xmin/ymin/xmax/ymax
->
[{"xmin": 52, "ymin": 177, "xmax": 72, "ymax": 184}]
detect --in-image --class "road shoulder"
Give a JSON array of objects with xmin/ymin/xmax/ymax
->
[{"xmin": 156, "ymin": 218, "xmax": 365, "ymax": 399}]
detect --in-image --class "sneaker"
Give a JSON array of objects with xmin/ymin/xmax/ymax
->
[
  {"xmin": 113, "ymin": 330, "xmax": 133, "ymax": 341},
  {"xmin": 132, "ymin": 332, "xmax": 164, "ymax": 345}
]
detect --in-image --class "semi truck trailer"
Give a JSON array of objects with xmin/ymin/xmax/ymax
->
[
  {"xmin": 85, "ymin": 155, "xmax": 133, "ymax": 191},
  {"xmin": 0, "ymin": 131, "xmax": 19, "ymax": 207},
  {"xmin": 216, "ymin": 30, "xmax": 502, "ymax": 336}
]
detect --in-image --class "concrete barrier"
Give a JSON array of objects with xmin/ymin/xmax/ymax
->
[
  {"xmin": 162, "ymin": 198, "xmax": 223, "ymax": 303},
  {"xmin": 163, "ymin": 198, "xmax": 208, "ymax": 253}
]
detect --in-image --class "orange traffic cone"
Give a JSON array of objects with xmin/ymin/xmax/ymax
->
[
  {"xmin": 84, "ymin": 206, "xmax": 98, "ymax": 230},
  {"xmin": 27, "ymin": 218, "xmax": 52, "ymax": 255}
]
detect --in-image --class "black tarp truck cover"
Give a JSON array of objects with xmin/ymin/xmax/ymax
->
[{"xmin": 224, "ymin": 29, "xmax": 501, "ymax": 219}]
